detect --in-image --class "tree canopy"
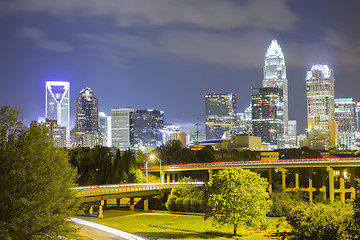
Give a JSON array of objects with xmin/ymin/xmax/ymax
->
[
  {"xmin": 0, "ymin": 105, "xmax": 79, "ymax": 239},
  {"xmin": 204, "ymin": 168, "xmax": 270, "ymax": 236}
]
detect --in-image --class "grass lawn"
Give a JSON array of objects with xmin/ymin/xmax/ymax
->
[{"xmin": 89, "ymin": 210, "xmax": 291, "ymax": 240}]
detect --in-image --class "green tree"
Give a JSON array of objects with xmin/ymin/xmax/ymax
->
[
  {"xmin": 204, "ymin": 168, "xmax": 270, "ymax": 236},
  {"xmin": 282, "ymin": 147, "xmax": 322, "ymax": 159},
  {"xmin": 0, "ymin": 106, "xmax": 79, "ymax": 239},
  {"xmin": 286, "ymin": 202, "xmax": 354, "ymax": 240},
  {"xmin": 196, "ymin": 145, "xmax": 216, "ymax": 163},
  {"xmin": 166, "ymin": 177, "xmax": 204, "ymax": 212}
]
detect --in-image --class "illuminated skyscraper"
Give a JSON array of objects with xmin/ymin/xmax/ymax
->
[
  {"xmin": 130, "ymin": 109, "xmax": 164, "ymax": 147},
  {"xmin": 251, "ymin": 87, "xmax": 284, "ymax": 149},
  {"xmin": 75, "ymin": 87, "xmax": 98, "ymax": 133},
  {"xmin": 111, "ymin": 108, "xmax": 134, "ymax": 147},
  {"xmin": 306, "ymin": 64, "xmax": 335, "ymax": 121},
  {"xmin": 302, "ymin": 65, "xmax": 337, "ymax": 150},
  {"xmin": 263, "ymin": 40, "xmax": 288, "ymax": 145},
  {"xmin": 335, "ymin": 98, "xmax": 356, "ymax": 149},
  {"xmin": 98, "ymin": 112, "xmax": 109, "ymax": 147},
  {"xmin": 45, "ymin": 81, "xmax": 70, "ymax": 138},
  {"xmin": 288, "ymin": 120, "xmax": 297, "ymax": 148},
  {"xmin": 72, "ymin": 87, "xmax": 100, "ymax": 147},
  {"xmin": 205, "ymin": 93, "xmax": 237, "ymax": 140}
]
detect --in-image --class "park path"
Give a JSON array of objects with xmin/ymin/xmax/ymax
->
[{"xmin": 71, "ymin": 218, "xmax": 147, "ymax": 240}]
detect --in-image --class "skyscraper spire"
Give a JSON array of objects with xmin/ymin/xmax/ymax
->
[{"xmin": 263, "ymin": 39, "xmax": 288, "ymax": 147}]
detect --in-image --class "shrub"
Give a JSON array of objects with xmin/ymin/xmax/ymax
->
[
  {"xmin": 286, "ymin": 202, "xmax": 354, "ymax": 240},
  {"xmin": 269, "ymin": 190, "xmax": 307, "ymax": 217}
]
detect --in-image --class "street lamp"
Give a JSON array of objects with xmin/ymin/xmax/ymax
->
[{"xmin": 146, "ymin": 154, "xmax": 162, "ymax": 183}]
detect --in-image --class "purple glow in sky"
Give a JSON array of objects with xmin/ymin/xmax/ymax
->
[{"xmin": 1, "ymin": 0, "xmax": 360, "ymax": 134}]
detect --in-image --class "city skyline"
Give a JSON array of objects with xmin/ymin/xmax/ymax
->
[{"xmin": 1, "ymin": 1, "xmax": 360, "ymax": 135}]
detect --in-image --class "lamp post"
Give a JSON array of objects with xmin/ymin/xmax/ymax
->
[{"xmin": 146, "ymin": 154, "xmax": 162, "ymax": 183}]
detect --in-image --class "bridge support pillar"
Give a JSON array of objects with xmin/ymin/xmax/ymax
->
[
  {"xmin": 89, "ymin": 205, "xmax": 94, "ymax": 214},
  {"xmin": 116, "ymin": 198, "xmax": 121, "ymax": 209},
  {"xmin": 144, "ymin": 198, "xmax": 149, "ymax": 212},
  {"xmin": 160, "ymin": 171, "xmax": 165, "ymax": 183},
  {"xmin": 321, "ymin": 171, "xmax": 327, "ymax": 201},
  {"xmin": 130, "ymin": 197, "xmax": 135, "ymax": 211},
  {"xmin": 278, "ymin": 167, "xmax": 287, "ymax": 189},
  {"xmin": 268, "ymin": 169, "xmax": 272, "ymax": 194},
  {"xmin": 166, "ymin": 173, "xmax": 170, "ymax": 183},
  {"xmin": 98, "ymin": 200, "xmax": 104, "ymax": 218},
  {"xmin": 208, "ymin": 169, "xmax": 213, "ymax": 180},
  {"xmin": 327, "ymin": 166, "xmax": 335, "ymax": 203},
  {"xmin": 308, "ymin": 170, "xmax": 314, "ymax": 203},
  {"xmin": 350, "ymin": 168, "xmax": 356, "ymax": 199},
  {"xmin": 295, "ymin": 171, "xmax": 299, "ymax": 189},
  {"xmin": 340, "ymin": 169, "xmax": 346, "ymax": 203}
]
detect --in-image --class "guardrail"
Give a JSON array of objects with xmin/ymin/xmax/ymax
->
[
  {"xmin": 73, "ymin": 182, "xmax": 205, "ymax": 197},
  {"xmin": 143, "ymin": 157, "xmax": 360, "ymax": 170}
]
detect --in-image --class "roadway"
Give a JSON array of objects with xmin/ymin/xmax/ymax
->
[{"xmin": 144, "ymin": 157, "xmax": 360, "ymax": 172}]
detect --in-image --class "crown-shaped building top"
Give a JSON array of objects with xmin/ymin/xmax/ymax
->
[
  {"xmin": 265, "ymin": 39, "xmax": 284, "ymax": 58},
  {"xmin": 306, "ymin": 64, "xmax": 331, "ymax": 80}
]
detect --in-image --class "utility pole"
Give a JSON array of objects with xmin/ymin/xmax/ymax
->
[{"xmin": 195, "ymin": 118, "xmax": 200, "ymax": 151}]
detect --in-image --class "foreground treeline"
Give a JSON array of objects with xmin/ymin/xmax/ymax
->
[
  {"xmin": 0, "ymin": 105, "xmax": 80, "ymax": 239},
  {"xmin": 166, "ymin": 172, "xmax": 360, "ymax": 239},
  {"xmin": 68, "ymin": 147, "xmax": 145, "ymax": 185}
]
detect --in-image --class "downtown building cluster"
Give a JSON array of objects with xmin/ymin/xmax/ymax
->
[
  {"xmin": 39, "ymin": 39, "xmax": 360, "ymax": 151},
  {"xmin": 205, "ymin": 40, "xmax": 360, "ymax": 151},
  {"xmin": 43, "ymin": 83, "xmax": 185, "ymax": 150}
]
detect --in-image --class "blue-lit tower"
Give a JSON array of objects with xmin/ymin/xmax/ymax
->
[{"xmin": 45, "ymin": 81, "xmax": 70, "ymax": 139}]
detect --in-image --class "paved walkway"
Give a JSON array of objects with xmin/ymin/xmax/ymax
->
[{"xmin": 71, "ymin": 218, "xmax": 146, "ymax": 240}]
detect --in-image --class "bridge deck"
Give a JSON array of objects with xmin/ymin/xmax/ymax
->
[
  {"xmin": 144, "ymin": 157, "xmax": 360, "ymax": 172},
  {"xmin": 73, "ymin": 182, "xmax": 204, "ymax": 203}
]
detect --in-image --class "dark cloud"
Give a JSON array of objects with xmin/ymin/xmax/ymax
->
[
  {"xmin": 18, "ymin": 27, "xmax": 72, "ymax": 52},
  {"xmin": 1, "ymin": 0, "xmax": 297, "ymax": 31}
]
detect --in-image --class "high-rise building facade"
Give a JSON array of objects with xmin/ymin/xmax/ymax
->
[
  {"xmin": 251, "ymin": 87, "xmax": 284, "ymax": 149},
  {"xmin": 131, "ymin": 109, "xmax": 164, "ymax": 147},
  {"xmin": 306, "ymin": 64, "xmax": 335, "ymax": 122},
  {"xmin": 205, "ymin": 93, "xmax": 236, "ymax": 140},
  {"xmin": 72, "ymin": 87, "xmax": 100, "ymax": 147},
  {"xmin": 288, "ymin": 120, "xmax": 297, "ymax": 148},
  {"xmin": 335, "ymin": 98, "xmax": 356, "ymax": 149},
  {"xmin": 236, "ymin": 104, "xmax": 252, "ymax": 134},
  {"xmin": 263, "ymin": 40, "xmax": 288, "ymax": 145},
  {"xmin": 45, "ymin": 81, "xmax": 70, "ymax": 138},
  {"xmin": 302, "ymin": 64, "xmax": 337, "ymax": 150},
  {"xmin": 111, "ymin": 108, "xmax": 134, "ymax": 147},
  {"xmin": 98, "ymin": 112, "xmax": 109, "ymax": 147},
  {"xmin": 75, "ymin": 87, "xmax": 98, "ymax": 132}
]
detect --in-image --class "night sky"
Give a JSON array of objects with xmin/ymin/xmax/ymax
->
[{"xmin": 1, "ymin": 0, "xmax": 360, "ymax": 135}]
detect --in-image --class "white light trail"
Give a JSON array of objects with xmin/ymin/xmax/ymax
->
[{"xmin": 70, "ymin": 218, "xmax": 147, "ymax": 240}]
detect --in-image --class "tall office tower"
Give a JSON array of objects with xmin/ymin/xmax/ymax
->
[
  {"xmin": 205, "ymin": 93, "xmax": 237, "ymax": 140},
  {"xmin": 107, "ymin": 115, "xmax": 112, "ymax": 147},
  {"xmin": 306, "ymin": 64, "xmax": 335, "ymax": 122},
  {"xmin": 288, "ymin": 120, "xmax": 297, "ymax": 148},
  {"xmin": 302, "ymin": 64, "xmax": 337, "ymax": 150},
  {"xmin": 263, "ymin": 40, "xmax": 288, "ymax": 145},
  {"xmin": 131, "ymin": 109, "xmax": 164, "ymax": 147},
  {"xmin": 251, "ymin": 87, "xmax": 284, "ymax": 149},
  {"xmin": 45, "ymin": 81, "xmax": 70, "ymax": 138},
  {"xmin": 236, "ymin": 104, "xmax": 252, "ymax": 134},
  {"xmin": 111, "ymin": 108, "xmax": 134, "ymax": 148},
  {"xmin": 335, "ymin": 98, "xmax": 356, "ymax": 149},
  {"xmin": 98, "ymin": 112, "xmax": 108, "ymax": 147},
  {"xmin": 72, "ymin": 87, "xmax": 100, "ymax": 147}
]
